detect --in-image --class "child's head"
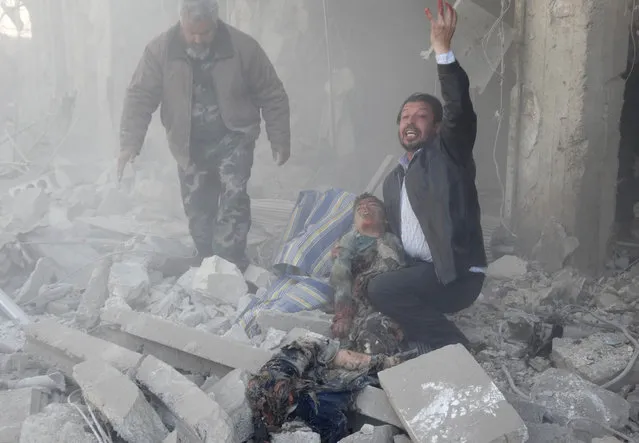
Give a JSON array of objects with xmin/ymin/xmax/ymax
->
[{"xmin": 353, "ymin": 193, "xmax": 386, "ymax": 233}]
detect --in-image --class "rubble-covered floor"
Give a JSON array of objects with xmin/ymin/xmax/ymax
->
[{"xmin": 2, "ymin": 159, "xmax": 639, "ymax": 442}]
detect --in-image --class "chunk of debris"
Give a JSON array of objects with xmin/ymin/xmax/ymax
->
[
  {"xmin": 244, "ymin": 264, "xmax": 273, "ymax": 289},
  {"xmin": 193, "ymin": 256, "xmax": 248, "ymax": 306},
  {"xmin": 525, "ymin": 423, "xmax": 581, "ymax": 443},
  {"xmin": 486, "ymin": 255, "xmax": 528, "ymax": 280},
  {"xmin": 260, "ymin": 328, "xmax": 286, "ymax": 350},
  {"xmin": 378, "ymin": 344, "xmax": 528, "ymax": 443},
  {"xmin": 592, "ymin": 438, "xmax": 623, "ymax": 443},
  {"xmin": 551, "ymin": 333, "xmax": 634, "ymax": 386},
  {"xmin": 134, "ymin": 355, "xmax": 235, "ymax": 443},
  {"xmin": 19, "ymin": 403, "xmax": 98, "ymax": 443},
  {"xmin": 393, "ymin": 436, "xmax": 411, "ymax": 443},
  {"xmin": 24, "ymin": 319, "xmax": 142, "ymax": 376},
  {"xmin": 530, "ymin": 369, "xmax": 630, "ymax": 430},
  {"xmin": 256, "ymin": 310, "xmax": 333, "ymax": 337},
  {"xmin": 108, "ymin": 260, "xmax": 150, "ymax": 307},
  {"xmin": 75, "ymin": 257, "xmax": 112, "ymax": 328},
  {"xmin": 210, "ymin": 369, "xmax": 253, "ymax": 442},
  {"xmin": 163, "ymin": 430, "xmax": 178, "ymax": 443},
  {"xmin": 223, "ymin": 323, "xmax": 252, "ymax": 344},
  {"xmin": 354, "ymin": 386, "xmax": 403, "ymax": 429},
  {"xmin": 73, "ymin": 359, "xmax": 168, "ymax": 443},
  {"xmin": 271, "ymin": 421, "xmax": 321, "ymax": 443},
  {"xmin": 338, "ymin": 424, "xmax": 396, "ymax": 442},
  {"xmin": 532, "ymin": 219, "xmax": 580, "ymax": 273},
  {"xmin": 0, "ymin": 388, "xmax": 49, "ymax": 442},
  {"xmin": 15, "ymin": 258, "xmax": 57, "ymax": 305}
]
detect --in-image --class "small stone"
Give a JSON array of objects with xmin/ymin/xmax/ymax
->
[
  {"xmin": 192, "ymin": 256, "xmax": 248, "ymax": 306},
  {"xmin": 487, "ymin": 255, "xmax": 528, "ymax": 280}
]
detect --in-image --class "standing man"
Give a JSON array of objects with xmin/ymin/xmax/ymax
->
[
  {"xmin": 366, "ymin": 0, "xmax": 487, "ymax": 351},
  {"xmin": 118, "ymin": 0, "xmax": 290, "ymax": 270}
]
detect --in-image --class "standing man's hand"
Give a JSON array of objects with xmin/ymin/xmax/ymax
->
[
  {"xmin": 117, "ymin": 150, "xmax": 135, "ymax": 182},
  {"xmin": 271, "ymin": 144, "xmax": 290, "ymax": 166},
  {"xmin": 425, "ymin": 0, "xmax": 457, "ymax": 55}
]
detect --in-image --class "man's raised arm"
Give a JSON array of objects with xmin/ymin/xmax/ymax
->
[{"xmin": 426, "ymin": 0, "xmax": 477, "ymax": 163}]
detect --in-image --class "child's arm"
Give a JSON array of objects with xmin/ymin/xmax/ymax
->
[{"xmin": 329, "ymin": 232, "xmax": 358, "ymax": 338}]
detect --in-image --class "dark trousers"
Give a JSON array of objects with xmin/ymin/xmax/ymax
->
[
  {"xmin": 366, "ymin": 261, "xmax": 484, "ymax": 350},
  {"xmin": 178, "ymin": 142, "xmax": 254, "ymax": 270}
]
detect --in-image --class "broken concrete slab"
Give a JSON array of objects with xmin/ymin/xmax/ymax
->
[
  {"xmin": 73, "ymin": 359, "xmax": 168, "ymax": 443},
  {"xmin": 525, "ymin": 423, "xmax": 582, "ymax": 443},
  {"xmin": 486, "ymin": 255, "xmax": 528, "ymax": 280},
  {"xmin": 256, "ymin": 309, "xmax": 333, "ymax": 337},
  {"xmin": 354, "ymin": 387, "xmax": 403, "ymax": 429},
  {"xmin": 210, "ymin": 369, "xmax": 253, "ymax": 442},
  {"xmin": 271, "ymin": 422, "xmax": 321, "ymax": 443},
  {"xmin": 244, "ymin": 264, "xmax": 273, "ymax": 289},
  {"xmin": 24, "ymin": 319, "xmax": 142, "ymax": 376},
  {"xmin": 532, "ymin": 219, "xmax": 580, "ymax": 273},
  {"xmin": 338, "ymin": 424, "xmax": 396, "ymax": 442},
  {"xmin": 15, "ymin": 258, "xmax": 57, "ymax": 305},
  {"xmin": 100, "ymin": 306, "xmax": 273, "ymax": 375},
  {"xmin": 378, "ymin": 344, "xmax": 528, "ymax": 443},
  {"xmin": 75, "ymin": 257, "xmax": 112, "ymax": 328},
  {"xmin": 193, "ymin": 256, "xmax": 248, "ymax": 306},
  {"xmin": 0, "ymin": 388, "xmax": 48, "ymax": 443},
  {"xmin": 551, "ymin": 333, "xmax": 634, "ymax": 386},
  {"xmin": 108, "ymin": 260, "xmax": 150, "ymax": 307},
  {"xmin": 530, "ymin": 368, "xmax": 630, "ymax": 430},
  {"xmin": 19, "ymin": 403, "xmax": 97, "ymax": 443},
  {"xmin": 134, "ymin": 355, "xmax": 236, "ymax": 443}
]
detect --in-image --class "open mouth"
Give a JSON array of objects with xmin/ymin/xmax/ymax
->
[{"xmin": 404, "ymin": 128, "xmax": 420, "ymax": 142}]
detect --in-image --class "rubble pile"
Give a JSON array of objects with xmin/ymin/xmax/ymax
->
[{"xmin": 2, "ymin": 167, "xmax": 639, "ymax": 442}]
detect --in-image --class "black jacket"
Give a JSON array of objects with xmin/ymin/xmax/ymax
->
[{"xmin": 382, "ymin": 61, "xmax": 486, "ymax": 285}]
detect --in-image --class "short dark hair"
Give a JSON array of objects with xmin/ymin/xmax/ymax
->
[
  {"xmin": 396, "ymin": 93, "xmax": 443, "ymax": 125},
  {"xmin": 354, "ymin": 193, "xmax": 385, "ymax": 216}
]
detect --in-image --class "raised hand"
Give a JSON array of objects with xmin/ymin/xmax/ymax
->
[{"xmin": 425, "ymin": 0, "xmax": 457, "ymax": 55}]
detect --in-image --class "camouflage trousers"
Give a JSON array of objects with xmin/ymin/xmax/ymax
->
[{"xmin": 178, "ymin": 141, "xmax": 254, "ymax": 271}]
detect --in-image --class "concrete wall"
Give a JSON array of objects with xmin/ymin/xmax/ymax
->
[{"xmin": 512, "ymin": 1, "xmax": 627, "ymax": 272}]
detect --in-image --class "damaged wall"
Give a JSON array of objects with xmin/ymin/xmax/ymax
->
[{"xmin": 511, "ymin": 1, "xmax": 627, "ymax": 272}]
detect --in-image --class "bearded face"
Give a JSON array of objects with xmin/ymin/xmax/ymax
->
[{"xmin": 398, "ymin": 101, "xmax": 439, "ymax": 151}]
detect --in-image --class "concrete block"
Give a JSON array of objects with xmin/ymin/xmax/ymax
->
[
  {"xmin": 486, "ymin": 255, "xmax": 527, "ymax": 280},
  {"xmin": 100, "ymin": 306, "xmax": 273, "ymax": 374},
  {"xmin": 354, "ymin": 387, "xmax": 403, "ymax": 429},
  {"xmin": 526, "ymin": 423, "xmax": 581, "ymax": 443},
  {"xmin": 378, "ymin": 344, "xmax": 528, "ymax": 443},
  {"xmin": 73, "ymin": 359, "xmax": 168, "ymax": 443},
  {"xmin": 393, "ymin": 436, "xmax": 411, "ymax": 443},
  {"xmin": 530, "ymin": 368, "xmax": 630, "ymax": 430},
  {"xmin": 0, "ymin": 388, "xmax": 48, "ymax": 443},
  {"xmin": 339, "ymin": 424, "xmax": 395, "ymax": 442},
  {"xmin": 24, "ymin": 319, "xmax": 142, "ymax": 376},
  {"xmin": 256, "ymin": 310, "xmax": 333, "ymax": 337},
  {"xmin": 15, "ymin": 258, "xmax": 57, "ymax": 305},
  {"xmin": 271, "ymin": 423, "xmax": 321, "ymax": 443},
  {"xmin": 134, "ymin": 355, "xmax": 235, "ymax": 443},
  {"xmin": 108, "ymin": 260, "xmax": 150, "ymax": 307},
  {"xmin": 551, "ymin": 333, "xmax": 634, "ymax": 386},
  {"xmin": 75, "ymin": 258, "xmax": 112, "ymax": 328},
  {"xmin": 193, "ymin": 256, "xmax": 248, "ymax": 306},
  {"xmin": 210, "ymin": 369, "xmax": 253, "ymax": 442},
  {"xmin": 244, "ymin": 264, "xmax": 274, "ymax": 289}
]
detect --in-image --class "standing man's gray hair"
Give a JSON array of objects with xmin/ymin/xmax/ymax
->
[{"xmin": 178, "ymin": 0, "xmax": 219, "ymax": 21}]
